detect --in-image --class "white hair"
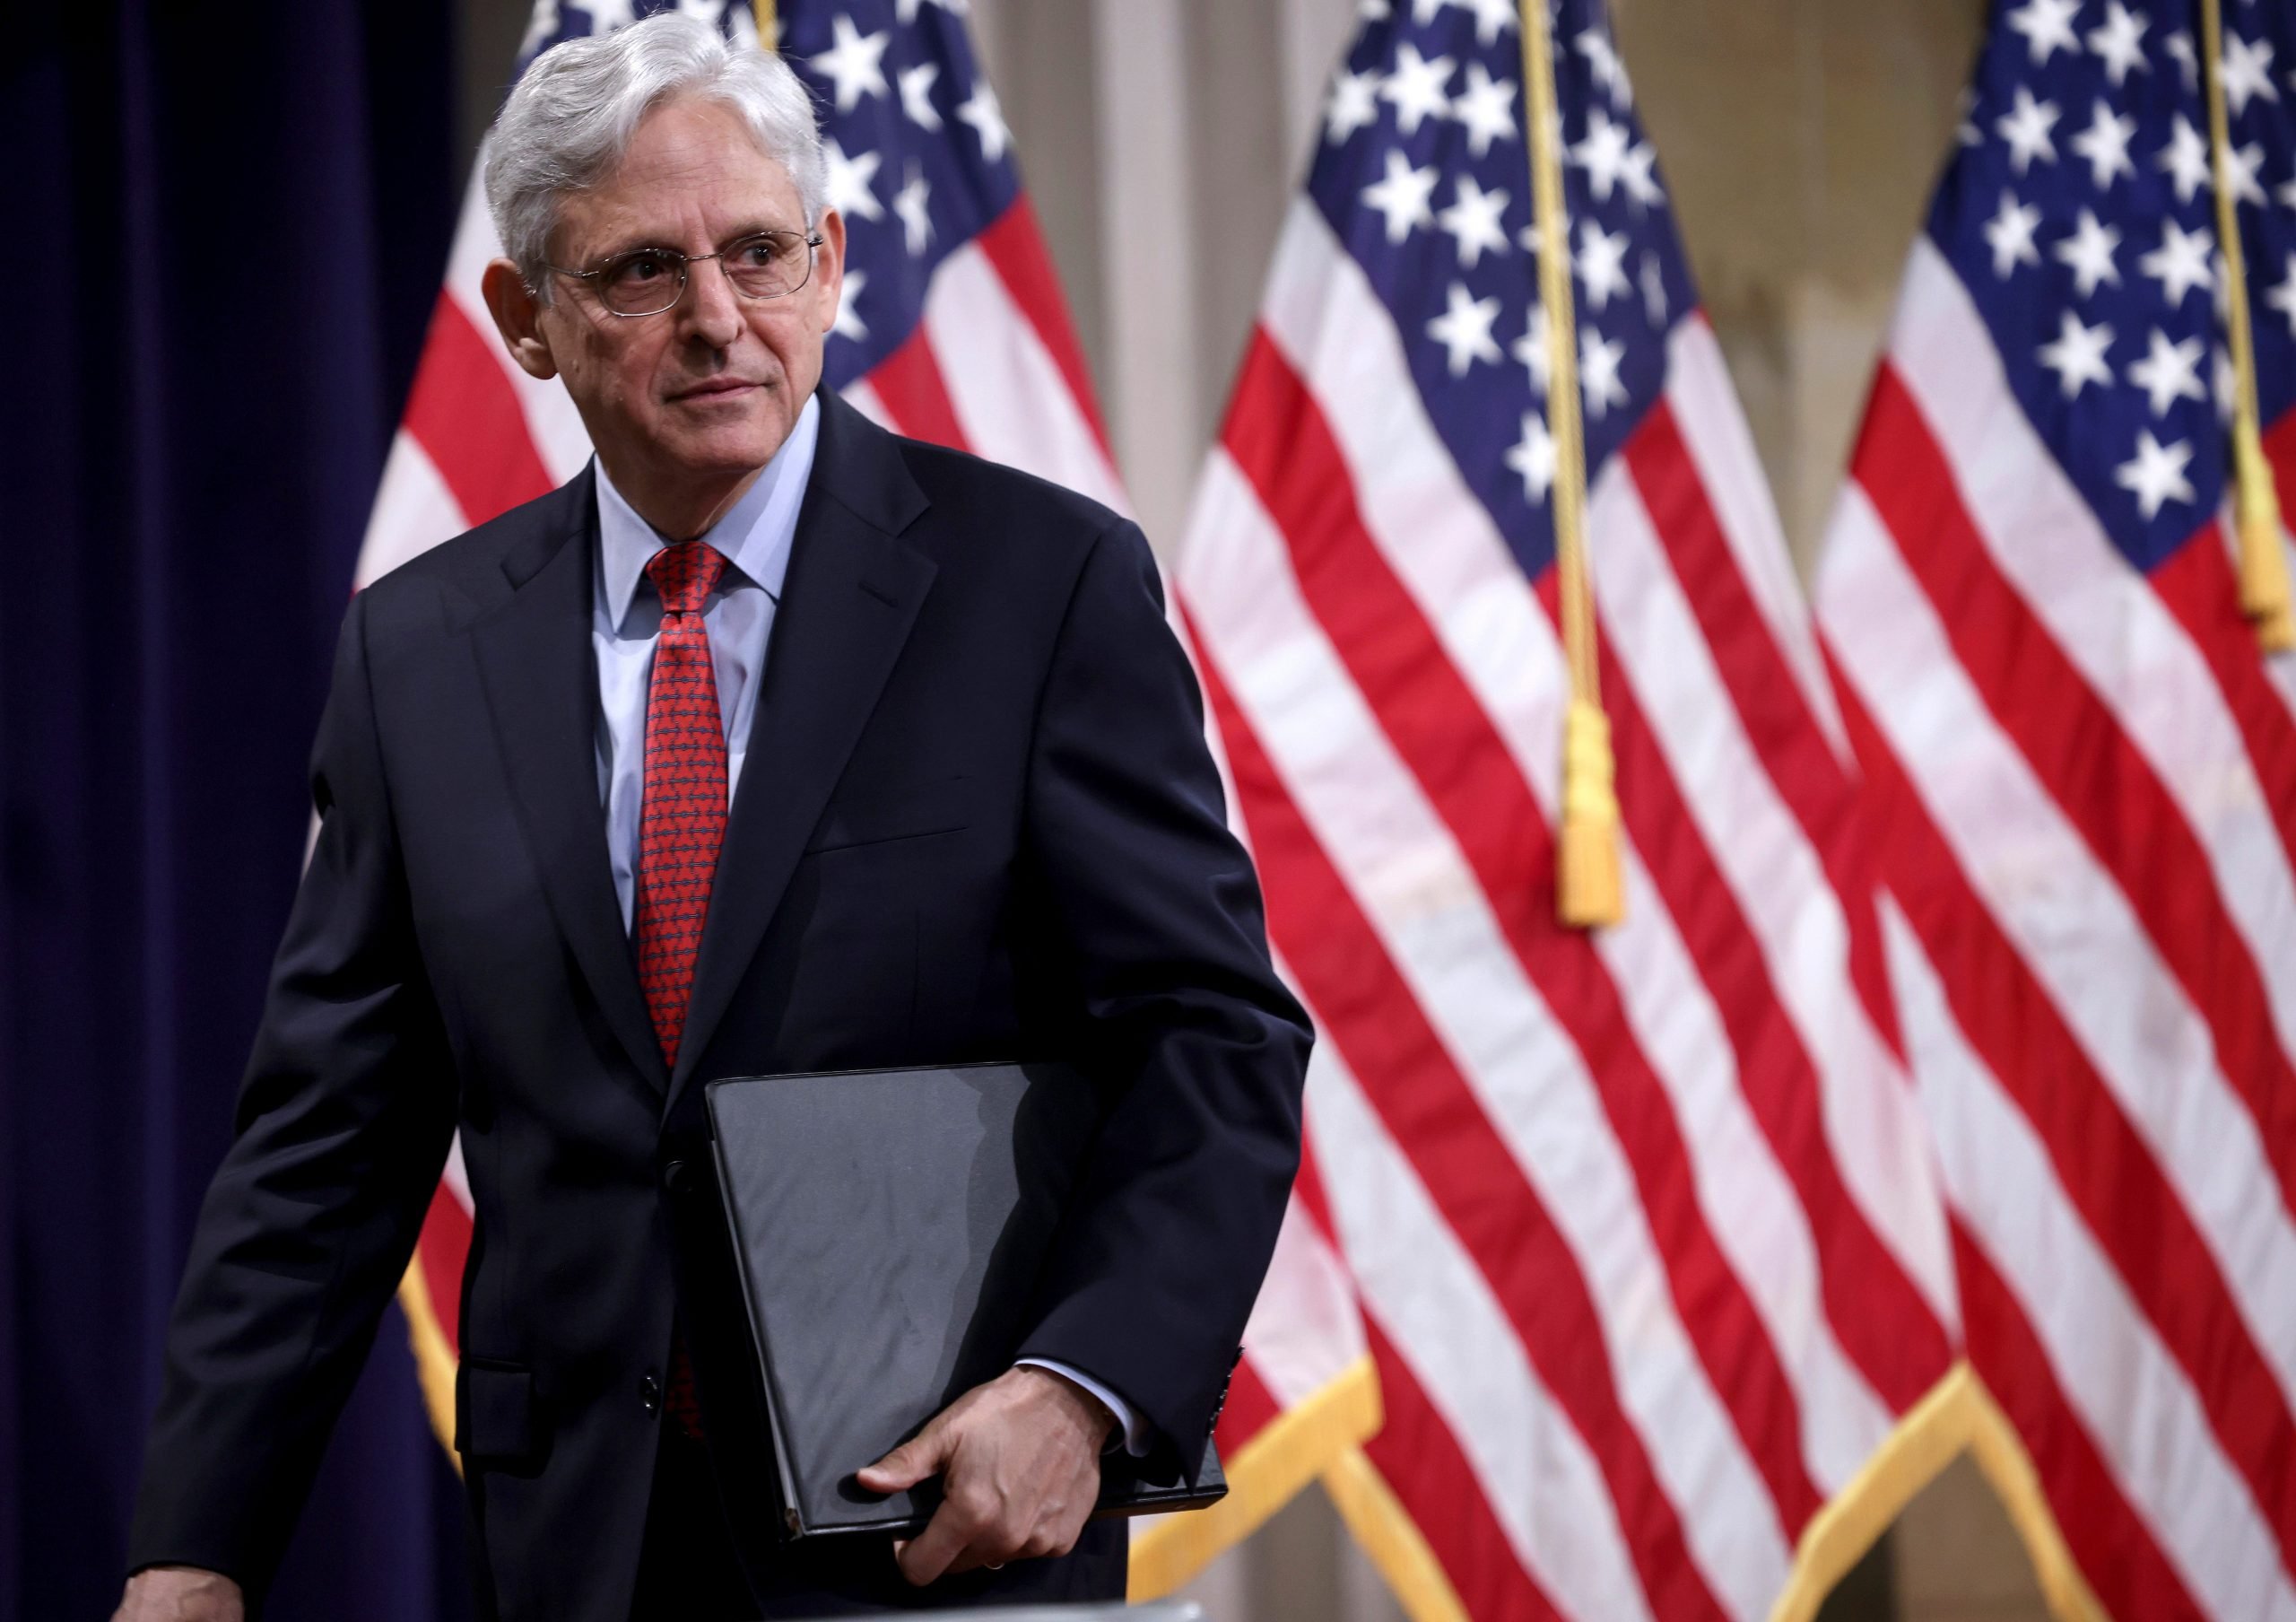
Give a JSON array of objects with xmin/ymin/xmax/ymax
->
[{"xmin": 484, "ymin": 13, "xmax": 828, "ymax": 298}]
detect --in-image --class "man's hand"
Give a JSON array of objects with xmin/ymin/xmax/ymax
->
[
  {"xmin": 112, "ymin": 1567, "xmax": 244, "ymax": 1622},
  {"xmin": 857, "ymin": 1364, "xmax": 1116, "ymax": 1586}
]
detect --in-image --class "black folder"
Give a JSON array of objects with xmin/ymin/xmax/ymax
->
[{"xmin": 705, "ymin": 1060, "xmax": 1228, "ymax": 1539}]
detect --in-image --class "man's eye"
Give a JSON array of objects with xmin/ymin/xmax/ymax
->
[
  {"xmin": 735, "ymin": 239, "xmax": 781, "ymax": 268},
  {"xmin": 608, "ymin": 252, "xmax": 674, "ymax": 286}
]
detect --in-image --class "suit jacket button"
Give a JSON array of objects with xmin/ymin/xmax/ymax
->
[
  {"xmin": 641, "ymin": 1373, "xmax": 663, "ymax": 1416},
  {"xmin": 664, "ymin": 1159, "xmax": 691, "ymax": 1195}
]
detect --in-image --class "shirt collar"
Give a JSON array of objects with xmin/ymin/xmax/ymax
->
[{"xmin": 593, "ymin": 391, "xmax": 822, "ymax": 633}]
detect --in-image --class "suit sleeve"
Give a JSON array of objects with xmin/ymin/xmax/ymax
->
[
  {"xmin": 1011, "ymin": 519, "xmax": 1313, "ymax": 1477},
  {"xmin": 126, "ymin": 589, "xmax": 458, "ymax": 1593}
]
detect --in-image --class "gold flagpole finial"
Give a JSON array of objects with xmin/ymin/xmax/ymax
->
[{"xmin": 1521, "ymin": 0, "xmax": 1625, "ymax": 927}]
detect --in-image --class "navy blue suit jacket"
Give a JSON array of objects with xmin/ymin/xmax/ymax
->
[{"xmin": 128, "ymin": 388, "xmax": 1311, "ymax": 1619}]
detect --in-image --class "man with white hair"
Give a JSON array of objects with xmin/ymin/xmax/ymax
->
[{"xmin": 114, "ymin": 16, "xmax": 1308, "ymax": 1620}]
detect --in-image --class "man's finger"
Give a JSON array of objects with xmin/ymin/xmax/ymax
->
[
  {"xmin": 857, "ymin": 1420, "xmax": 949, "ymax": 1493},
  {"xmin": 892, "ymin": 1492, "xmax": 982, "ymax": 1586}
]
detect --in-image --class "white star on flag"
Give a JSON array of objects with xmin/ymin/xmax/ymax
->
[
  {"xmin": 1382, "ymin": 43, "xmax": 1456, "ymax": 135},
  {"xmin": 893, "ymin": 164, "xmax": 934, "ymax": 256},
  {"xmin": 2006, "ymin": 0, "xmax": 2082, "ymax": 64},
  {"xmin": 2114, "ymin": 428, "xmax": 2195, "ymax": 516},
  {"xmin": 2226, "ymin": 140, "xmax": 2266, "ymax": 208},
  {"xmin": 2138, "ymin": 218, "xmax": 2214, "ymax": 304},
  {"xmin": 2054, "ymin": 207, "xmax": 2123, "ymax": 296},
  {"xmin": 898, "ymin": 62, "xmax": 943, "ymax": 131},
  {"xmin": 2219, "ymin": 31, "xmax": 2278, "ymax": 116},
  {"xmin": 2164, "ymin": 27, "xmax": 2198, "ymax": 87},
  {"xmin": 1983, "ymin": 190, "xmax": 2042, "ymax": 275},
  {"xmin": 2086, "ymin": 0, "xmax": 2150, "ymax": 84},
  {"xmin": 1512, "ymin": 302, "xmax": 1552, "ymax": 394},
  {"xmin": 1572, "ymin": 106, "xmax": 1642, "ymax": 201},
  {"xmin": 1437, "ymin": 175, "xmax": 1511, "ymax": 267},
  {"xmin": 2068, "ymin": 100, "xmax": 2135, "ymax": 187},
  {"xmin": 1578, "ymin": 326, "xmax": 1629, "ymax": 416},
  {"xmin": 822, "ymin": 136, "xmax": 884, "ymax": 222},
  {"xmin": 1326, "ymin": 67, "xmax": 1383, "ymax": 144},
  {"xmin": 1576, "ymin": 27, "xmax": 1632, "ymax": 101},
  {"xmin": 831, "ymin": 266, "xmax": 867, "ymax": 341},
  {"xmin": 2126, "ymin": 327, "xmax": 2207, "ymax": 415},
  {"xmin": 1449, "ymin": 61, "xmax": 1518, "ymax": 158},
  {"xmin": 571, "ymin": 0, "xmax": 636, "ymax": 32},
  {"xmin": 1362, "ymin": 149, "xmax": 1439, "ymax": 243},
  {"xmin": 1505, "ymin": 411, "xmax": 1557, "ymax": 502},
  {"xmin": 811, "ymin": 14, "xmax": 891, "ymax": 112},
  {"xmin": 1427, "ymin": 282, "xmax": 1503, "ymax": 376},
  {"xmin": 2038, "ymin": 310, "xmax": 2115, "ymax": 397},
  {"xmin": 1574, "ymin": 218, "xmax": 1631, "ymax": 310},
  {"xmin": 957, "ymin": 81, "xmax": 1010, "ymax": 162},
  {"xmin": 2266, "ymin": 252, "xmax": 2296, "ymax": 336},
  {"xmin": 1996, "ymin": 85, "xmax": 2061, "ymax": 173},
  {"xmin": 2156, "ymin": 114, "xmax": 2211, "ymax": 202}
]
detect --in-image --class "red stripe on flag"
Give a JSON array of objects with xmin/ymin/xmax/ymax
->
[
  {"xmin": 1215, "ymin": 1356, "xmax": 1282, "ymax": 1454},
  {"xmin": 1194, "ymin": 608, "xmax": 1735, "ymax": 1622},
  {"xmin": 1859, "ymin": 367, "xmax": 2296, "ymax": 1206},
  {"xmin": 1361, "ymin": 1319, "xmax": 1567, "ymax": 1622},
  {"xmin": 865, "ymin": 324, "xmax": 972, "ymax": 455},
  {"xmin": 1831, "ymin": 661, "xmax": 2296, "ymax": 1572},
  {"xmin": 2149, "ymin": 522, "xmax": 2296, "ymax": 857},
  {"xmin": 400, "ymin": 293, "xmax": 556, "ymax": 525},
  {"xmin": 1622, "ymin": 401, "xmax": 1905, "ymax": 1059},
  {"xmin": 1952, "ymin": 1224, "xmax": 2203, "ymax": 1619},
  {"xmin": 974, "ymin": 197, "xmax": 1112, "ymax": 457},
  {"xmin": 1222, "ymin": 331, "xmax": 1825, "ymax": 1533},
  {"xmin": 1590, "ymin": 627, "xmax": 1952, "ymax": 1413},
  {"xmin": 415, "ymin": 1182, "xmax": 473, "ymax": 1355}
]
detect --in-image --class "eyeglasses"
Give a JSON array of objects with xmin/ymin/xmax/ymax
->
[{"xmin": 544, "ymin": 229, "xmax": 824, "ymax": 318}]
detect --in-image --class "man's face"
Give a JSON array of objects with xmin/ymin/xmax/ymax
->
[{"xmin": 511, "ymin": 96, "xmax": 843, "ymax": 493}]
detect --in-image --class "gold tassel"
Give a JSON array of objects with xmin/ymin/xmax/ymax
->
[
  {"xmin": 2201, "ymin": 0, "xmax": 2296, "ymax": 653},
  {"xmin": 1520, "ymin": 0, "xmax": 1625, "ymax": 926}
]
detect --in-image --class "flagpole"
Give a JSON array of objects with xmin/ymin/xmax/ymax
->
[
  {"xmin": 1519, "ymin": 0, "xmax": 1624, "ymax": 928},
  {"xmin": 2199, "ymin": 0, "xmax": 2295, "ymax": 651}
]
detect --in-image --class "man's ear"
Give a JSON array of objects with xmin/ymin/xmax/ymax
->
[{"xmin": 481, "ymin": 258, "xmax": 560, "ymax": 381}]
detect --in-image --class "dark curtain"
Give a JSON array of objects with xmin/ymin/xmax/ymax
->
[{"xmin": 1, "ymin": 3, "xmax": 474, "ymax": 1618}]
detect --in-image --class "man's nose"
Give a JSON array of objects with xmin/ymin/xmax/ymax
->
[{"xmin": 677, "ymin": 256, "xmax": 744, "ymax": 347}]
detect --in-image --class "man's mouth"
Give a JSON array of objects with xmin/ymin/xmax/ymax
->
[{"xmin": 669, "ymin": 378, "xmax": 765, "ymax": 401}]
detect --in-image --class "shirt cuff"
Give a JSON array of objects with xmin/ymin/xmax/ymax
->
[{"xmin": 1015, "ymin": 1357, "xmax": 1149, "ymax": 1456}]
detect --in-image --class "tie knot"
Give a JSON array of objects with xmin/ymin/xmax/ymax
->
[{"xmin": 647, "ymin": 541, "xmax": 729, "ymax": 617}]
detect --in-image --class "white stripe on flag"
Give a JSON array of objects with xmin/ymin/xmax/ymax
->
[
  {"xmin": 441, "ymin": 170, "xmax": 594, "ymax": 484},
  {"xmin": 1890, "ymin": 240, "xmax": 2296, "ymax": 1069},
  {"xmin": 357, "ymin": 432, "xmax": 467, "ymax": 590},
  {"xmin": 1187, "ymin": 444, "xmax": 1794, "ymax": 1621},
  {"xmin": 1239, "ymin": 1194, "xmax": 1369, "ymax": 1409},
  {"xmin": 1306, "ymin": 1034, "xmax": 1657, "ymax": 1622},
  {"xmin": 1883, "ymin": 902, "xmax": 2296, "ymax": 1622},
  {"xmin": 1824, "ymin": 484, "xmax": 2296, "ymax": 1408},
  {"xmin": 922, "ymin": 245, "xmax": 1131, "ymax": 519}
]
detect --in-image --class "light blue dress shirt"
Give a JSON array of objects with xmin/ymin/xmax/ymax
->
[{"xmin": 589, "ymin": 396, "xmax": 1144, "ymax": 1453}]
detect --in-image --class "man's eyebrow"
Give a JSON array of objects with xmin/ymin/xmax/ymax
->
[{"xmin": 586, "ymin": 222, "xmax": 797, "ymax": 261}]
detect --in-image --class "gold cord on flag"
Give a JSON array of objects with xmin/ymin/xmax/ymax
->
[
  {"xmin": 754, "ymin": 0, "xmax": 777, "ymax": 48},
  {"xmin": 2199, "ymin": 0, "xmax": 2295, "ymax": 651},
  {"xmin": 1520, "ymin": 0, "xmax": 1624, "ymax": 927}
]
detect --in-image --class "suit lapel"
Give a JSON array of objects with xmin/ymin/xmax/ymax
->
[
  {"xmin": 669, "ymin": 392, "xmax": 936, "ymax": 1103},
  {"xmin": 471, "ymin": 469, "xmax": 672, "ymax": 1098}
]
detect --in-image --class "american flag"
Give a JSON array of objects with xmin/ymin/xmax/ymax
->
[
  {"xmin": 1816, "ymin": 0, "xmax": 2296, "ymax": 1612},
  {"xmin": 370, "ymin": 0, "xmax": 1373, "ymax": 1596},
  {"xmin": 1174, "ymin": 0, "xmax": 1965, "ymax": 1618}
]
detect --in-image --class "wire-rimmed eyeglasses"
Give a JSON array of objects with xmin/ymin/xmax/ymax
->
[{"xmin": 544, "ymin": 229, "xmax": 824, "ymax": 318}]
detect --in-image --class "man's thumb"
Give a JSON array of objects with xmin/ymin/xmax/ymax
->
[{"xmin": 857, "ymin": 1423, "xmax": 947, "ymax": 1493}]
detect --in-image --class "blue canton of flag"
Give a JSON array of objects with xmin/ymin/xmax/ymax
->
[
  {"xmin": 1314, "ymin": 0, "xmax": 1696, "ymax": 584},
  {"xmin": 513, "ymin": 0, "xmax": 1019, "ymax": 393},
  {"xmin": 1934, "ymin": 0, "xmax": 2296, "ymax": 571}
]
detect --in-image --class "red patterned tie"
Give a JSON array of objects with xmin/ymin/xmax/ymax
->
[{"xmin": 635, "ymin": 540, "xmax": 729, "ymax": 1442}]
